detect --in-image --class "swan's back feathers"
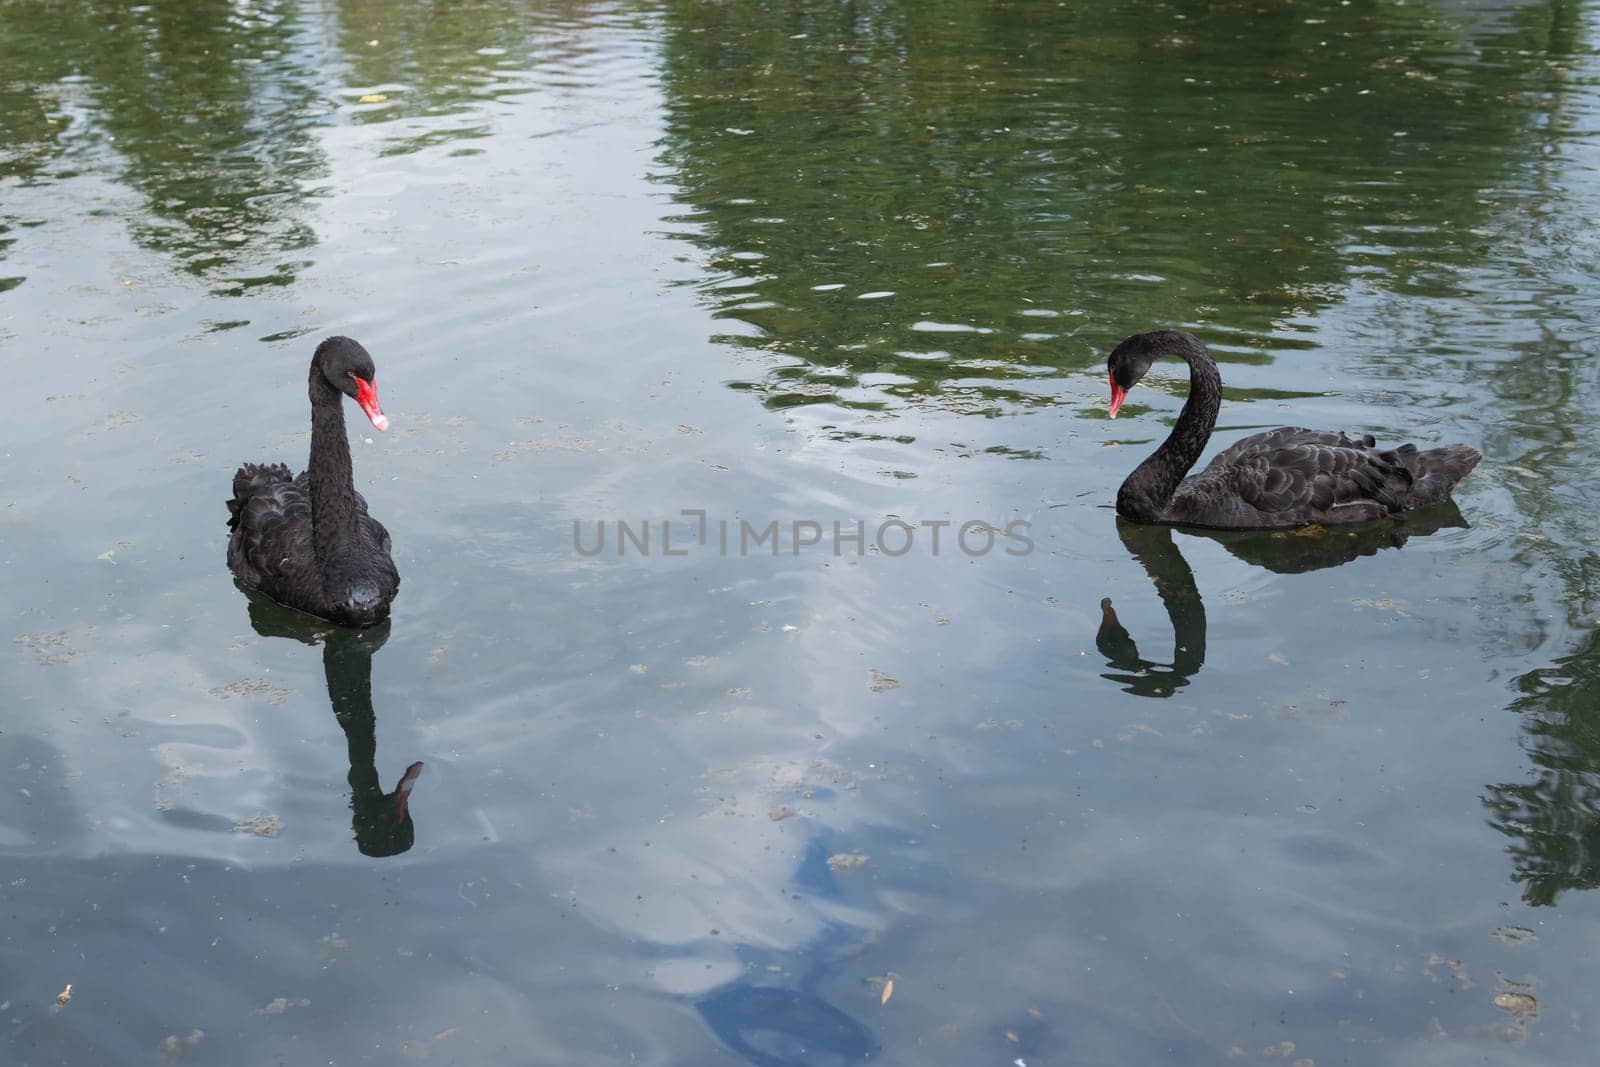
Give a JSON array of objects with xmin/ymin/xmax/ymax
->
[
  {"xmin": 227, "ymin": 463, "xmax": 293, "ymax": 528},
  {"xmin": 1209, "ymin": 427, "xmax": 1371, "ymax": 467},
  {"xmin": 1163, "ymin": 428, "xmax": 1477, "ymax": 529},
  {"xmin": 227, "ymin": 465, "xmax": 315, "ymax": 590}
]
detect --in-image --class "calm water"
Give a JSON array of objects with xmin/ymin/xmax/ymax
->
[{"xmin": 4, "ymin": 0, "xmax": 1600, "ymax": 1062}]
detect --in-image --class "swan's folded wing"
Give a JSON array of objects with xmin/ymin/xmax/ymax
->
[
  {"xmin": 364, "ymin": 515, "xmax": 394, "ymax": 559},
  {"xmin": 350, "ymin": 489, "xmax": 397, "ymax": 567},
  {"xmin": 1209, "ymin": 427, "xmax": 1374, "ymax": 468},
  {"xmin": 227, "ymin": 463, "xmax": 294, "ymax": 529},
  {"xmin": 227, "ymin": 478, "xmax": 315, "ymax": 588},
  {"xmin": 1227, "ymin": 435, "xmax": 1413, "ymax": 523}
]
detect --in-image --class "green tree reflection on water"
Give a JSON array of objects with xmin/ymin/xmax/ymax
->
[
  {"xmin": 0, "ymin": 0, "xmax": 624, "ymax": 293},
  {"xmin": 0, "ymin": 0, "xmax": 328, "ymax": 292},
  {"xmin": 655, "ymin": 0, "xmax": 1581, "ymax": 413},
  {"xmin": 1487, "ymin": 599, "xmax": 1600, "ymax": 906}
]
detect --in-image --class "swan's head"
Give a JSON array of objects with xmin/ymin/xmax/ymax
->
[
  {"xmin": 314, "ymin": 335, "xmax": 389, "ymax": 432},
  {"xmin": 1105, "ymin": 329, "xmax": 1204, "ymax": 418}
]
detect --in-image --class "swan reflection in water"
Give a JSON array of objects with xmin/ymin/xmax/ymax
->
[
  {"xmin": 1097, "ymin": 503, "xmax": 1469, "ymax": 698},
  {"xmin": 243, "ymin": 589, "xmax": 423, "ymax": 856}
]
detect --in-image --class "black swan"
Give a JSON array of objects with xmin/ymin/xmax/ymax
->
[
  {"xmin": 227, "ymin": 337, "xmax": 399, "ymax": 626},
  {"xmin": 1107, "ymin": 330, "xmax": 1480, "ymax": 529}
]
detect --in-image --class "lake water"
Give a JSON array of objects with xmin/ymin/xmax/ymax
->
[{"xmin": 4, "ymin": 0, "xmax": 1600, "ymax": 1063}]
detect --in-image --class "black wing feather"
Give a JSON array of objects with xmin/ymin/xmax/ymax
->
[
  {"xmin": 1165, "ymin": 428, "xmax": 1432, "ymax": 528},
  {"xmin": 226, "ymin": 465, "xmax": 316, "ymax": 591}
]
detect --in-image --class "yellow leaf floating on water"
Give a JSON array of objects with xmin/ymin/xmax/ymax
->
[
  {"xmin": 881, "ymin": 979, "xmax": 893, "ymax": 1005},
  {"xmin": 357, "ymin": 93, "xmax": 388, "ymax": 104}
]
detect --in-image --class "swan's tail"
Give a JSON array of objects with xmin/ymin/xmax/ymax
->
[
  {"xmin": 1397, "ymin": 443, "xmax": 1481, "ymax": 508},
  {"xmin": 227, "ymin": 463, "xmax": 293, "ymax": 529}
]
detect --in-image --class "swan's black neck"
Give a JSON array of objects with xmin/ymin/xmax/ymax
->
[
  {"xmin": 308, "ymin": 373, "xmax": 360, "ymax": 576},
  {"xmin": 1116, "ymin": 338, "xmax": 1221, "ymax": 523}
]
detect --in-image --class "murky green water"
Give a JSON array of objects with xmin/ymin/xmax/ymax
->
[{"xmin": 4, "ymin": 0, "xmax": 1599, "ymax": 1062}]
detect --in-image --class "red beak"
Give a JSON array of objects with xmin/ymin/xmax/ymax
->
[
  {"xmin": 352, "ymin": 375, "xmax": 389, "ymax": 432},
  {"xmin": 1108, "ymin": 374, "xmax": 1127, "ymax": 419}
]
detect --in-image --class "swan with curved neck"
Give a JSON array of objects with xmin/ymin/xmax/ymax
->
[
  {"xmin": 1106, "ymin": 329, "xmax": 1480, "ymax": 529},
  {"xmin": 226, "ymin": 336, "xmax": 400, "ymax": 626}
]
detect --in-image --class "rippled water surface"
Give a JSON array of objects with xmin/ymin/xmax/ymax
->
[{"xmin": 5, "ymin": 0, "xmax": 1600, "ymax": 1063}]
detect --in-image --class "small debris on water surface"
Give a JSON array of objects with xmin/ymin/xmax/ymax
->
[
  {"xmin": 1493, "ymin": 990, "xmax": 1537, "ymax": 1019},
  {"xmin": 233, "ymin": 814, "xmax": 282, "ymax": 837},
  {"xmin": 252, "ymin": 997, "xmax": 310, "ymax": 1016},
  {"xmin": 155, "ymin": 1029, "xmax": 203, "ymax": 1063},
  {"xmin": 1492, "ymin": 926, "xmax": 1536, "ymax": 946}
]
